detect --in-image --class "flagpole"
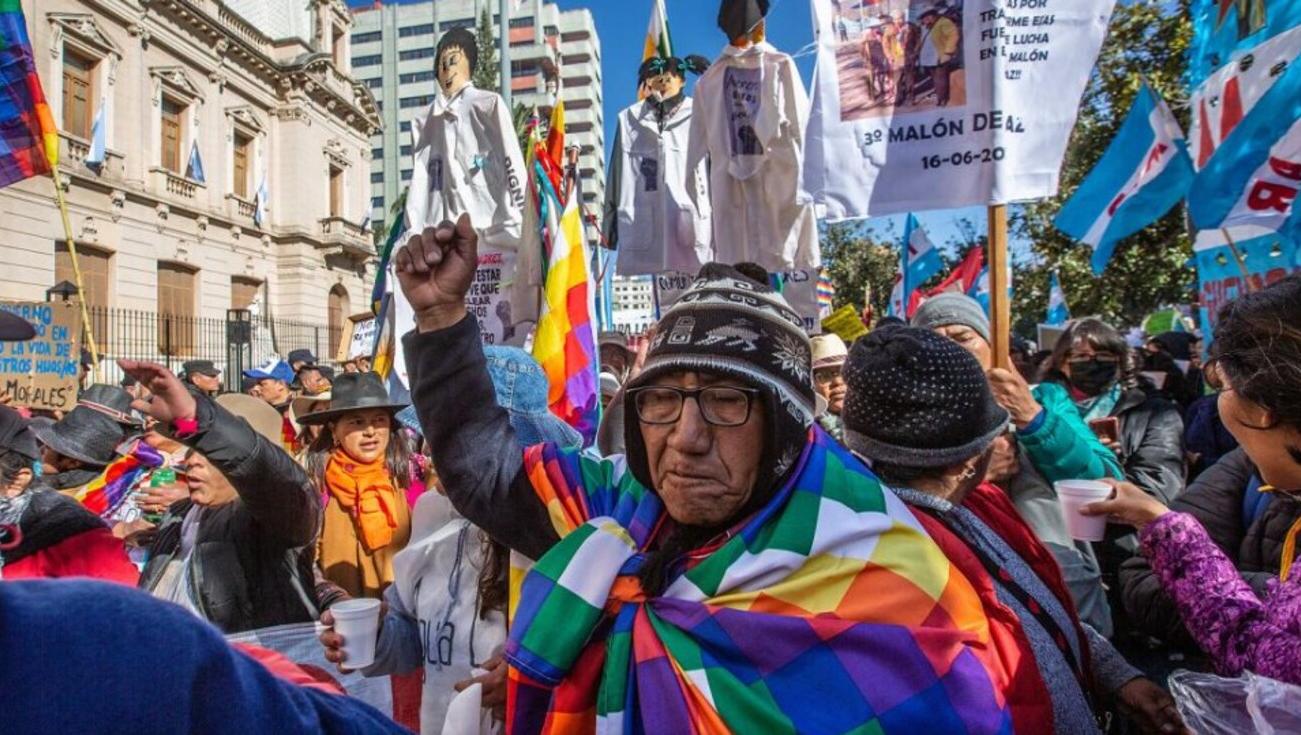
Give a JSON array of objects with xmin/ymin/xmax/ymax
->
[
  {"xmin": 49, "ymin": 171, "xmax": 102, "ymax": 383},
  {"xmin": 499, "ymin": 0, "xmax": 512, "ymax": 111},
  {"xmin": 988, "ymin": 204, "xmax": 1011, "ymax": 370},
  {"xmin": 1219, "ymin": 227, "xmax": 1257, "ymax": 293}
]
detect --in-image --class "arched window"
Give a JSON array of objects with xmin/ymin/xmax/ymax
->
[{"xmin": 328, "ymin": 284, "xmax": 349, "ymax": 360}]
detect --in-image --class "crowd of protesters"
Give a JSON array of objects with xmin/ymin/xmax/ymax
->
[{"xmin": 2, "ymin": 214, "xmax": 1301, "ymax": 734}]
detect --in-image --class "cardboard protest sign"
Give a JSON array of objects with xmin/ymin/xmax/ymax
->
[
  {"xmin": 806, "ymin": 0, "xmax": 1115, "ymax": 218},
  {"xmin": 821, "ymin": 305, "xmax": 869, "ymax": 344},
  {"xmin": 0, "ymin": 301, "xmax": 80, "ymax": 411},
  {"xmin": 336, "ymin": 312, "xmax": 380, "ymax": 363}
]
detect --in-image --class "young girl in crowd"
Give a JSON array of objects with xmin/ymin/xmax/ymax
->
[
  {"xmin": 303, "ymin": 372, "xmax": 412, "ymax": 599},
  {"xmin": 1086, "ymin": 274, "xmax": 1301, "ymax": 685}
]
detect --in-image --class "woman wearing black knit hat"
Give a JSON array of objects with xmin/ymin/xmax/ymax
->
[{"xmin": 841, "ymin": 325, "xmax": 1182, "ymax": 735}]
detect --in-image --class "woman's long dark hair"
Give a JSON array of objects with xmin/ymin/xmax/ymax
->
[
  {"xmin": 305, "ymin": 410, "xmax": 411, "ymax": 493},
  {"xmin": 1044, "ymin": 318, "xmax": 1139, "ymax": 391},
  {"xmin": 1210, "ymin": 274, "xmax": 1301, "ymax": 439}
]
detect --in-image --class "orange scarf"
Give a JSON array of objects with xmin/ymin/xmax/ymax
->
[{"xmin": 324, "ymin": 449, "xmax": 399, "ymax": 552}]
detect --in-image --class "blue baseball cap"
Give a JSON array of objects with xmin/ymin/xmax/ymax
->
[
  {"xmin": 242, "ymin": 357, "xmax": 294, "ymax": 384},
  {"xmin": 395, "ymin": 346, "xmax": 583, "ymax": 450}
]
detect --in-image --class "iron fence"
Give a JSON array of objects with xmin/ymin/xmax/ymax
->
[{"xmin": 81, "ymin": 306, "xmax": 343, "ymax": 393}]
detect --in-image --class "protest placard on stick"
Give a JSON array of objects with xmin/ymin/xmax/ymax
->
[{"xmin": 0, "ymin": 301, "xmax": 81, "ymax": 411}]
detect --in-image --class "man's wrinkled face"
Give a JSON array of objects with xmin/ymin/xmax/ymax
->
[
  {"xmin": 438, "ymin": 46, "xmax": 471, "ymax": 96},
  {"xmin": 640, "ymin": 371, "xmax": 765, "ymax": 527},
  {"xmin": 182, "ymin": 450, "xmax": 238, "ymax": 507},
  {"xmin": 299, "ymin": 368, "xmax": 330, "ymax": 395}
]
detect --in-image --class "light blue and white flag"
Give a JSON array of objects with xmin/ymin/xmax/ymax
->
[
  {"xmin": 968, "ymin": 261, "xmax": 1011, "ymax": 316},
  {"xmin": 901, "ymin": 213, "xmax": 942, "ymax": 308},
  {"xmin": 1187, "ymin": 2, "xmax": 1301, "ymax": 243},
  {"xmin": 1055, "ymin": 84, "xmax": 1194, "ymax": 275},
  {"xmin": 254, "ymin": 173, "xmax": 269, "ymax": 227},
  {"xmin": 185, "ymin": 139, "xmax": 206, "ymax": 183},
  {"xmin": 84, "ymin": 98, "xmax": 106, "ymax": 170},
  {"xmin": 1046, "ymin": 270, "xmax": 1070, "ymax": 325}
]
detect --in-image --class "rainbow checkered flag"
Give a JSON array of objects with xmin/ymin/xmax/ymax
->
[
  {"xmin": 504, "ymin": 431, "xmax": 1015, "ymax": 733},
  {"xmin": 531, "ymin": 160, "xmax": 599, "ymax": 444},
  {"xmin": 1, "ymin": 0, "xmax": 59, "ymax": 187}
]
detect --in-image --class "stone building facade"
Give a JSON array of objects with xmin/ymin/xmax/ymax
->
[{"xmin": 1, "ymin": 0, "xmax": 380, "ymax": 362}]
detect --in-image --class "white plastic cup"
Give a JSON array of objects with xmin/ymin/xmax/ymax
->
[
  {"xmin": 1055, "ymin": 480, "xmax": 1114, "ymax": 542},
  {"xmin": 330, "ymin": 598, "xmax": 382, "ymax": 669}
]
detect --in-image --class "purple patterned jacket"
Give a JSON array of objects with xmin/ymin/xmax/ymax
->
[{"xmin": 1141, "ymin": 511, "xmax": 1301, "ymax": 684}]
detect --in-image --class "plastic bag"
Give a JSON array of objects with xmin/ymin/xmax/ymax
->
[{"xmin": 1169, "ymin": 669, "xmax": 1301, "ymax": 734}]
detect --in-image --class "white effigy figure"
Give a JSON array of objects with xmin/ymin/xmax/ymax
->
[{"xmin": 686, "ymin": 0, "xmax": 821, "ymax": 272}]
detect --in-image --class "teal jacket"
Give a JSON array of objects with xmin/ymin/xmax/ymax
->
[{"xmin": 1021, "ymin": 382, "xmax": 1124, "ymax": 482}]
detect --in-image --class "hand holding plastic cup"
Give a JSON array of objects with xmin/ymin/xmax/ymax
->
[
  {"xmin": 329, "ymin": 598, "xmax": 382, "ymax": 669},
  {"xmin": 1055, "ymin": 479, "xmax": 1114, "ymax": 542}
]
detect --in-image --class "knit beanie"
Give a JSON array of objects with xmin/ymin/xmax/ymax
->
[
  {"xmin": 911, "ymin": 292, "xmax": 991, "ymax": 345},
  {"xmin": 841, "ymin": 325, "xmax": 1009, "ymax": 469},
  {"xmin": 624, "ymin": 263, "xmax": 815, "ymax": 493}
]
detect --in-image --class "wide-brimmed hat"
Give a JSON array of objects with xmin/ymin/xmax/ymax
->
[
  {"xmin": 291, "ymin": 391, "xmax": 332, "ymax": 425},
  {"xmin": 296, "ymin": 372, "xmax": 405, "ymax": 425},
  {"xmin": 0, "ymin": 310, "xmax": 36, "ymax": 341},
  {"xmin": 811, "ymin": 334, "xmax": 849, "ymax": 370},
  {"xmin": 215, "ymin": 394, "xmax": 284, "ymax": 444},
  {"xmin": 29, "ymin": 385, "xmax": 143, "ymax": 467}
]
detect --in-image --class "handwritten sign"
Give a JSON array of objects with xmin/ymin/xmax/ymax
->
[
  {"xmin": 0, "ymin": 301, "xmax": 80, "ymax": 411},
  {"xmin": 337, "ymin": 312, "xmax": 379, "ymax": 363},
  {"xmin": 820, "ymin": 304, "xmax": 868, "ymax": 344}
]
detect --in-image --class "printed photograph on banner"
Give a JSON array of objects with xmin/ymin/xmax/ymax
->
[
  {"xmin": 467, "ymin": 248, "xmax": 527, "ymax": 345},
  {"xmin": 832, "ymin": 0, "xmax": 967, "ymax": 121}
]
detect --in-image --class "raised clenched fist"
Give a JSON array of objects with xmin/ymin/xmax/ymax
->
[{"xmin": 394, "ymin": 213, "xmax": 478, "ymax": 332}]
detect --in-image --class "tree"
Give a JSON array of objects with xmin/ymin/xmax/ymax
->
[
  {"xmin": 473, "ymin": 8, "xmax": 499, "ymax": 92},
  {"xmin": 820, "ymin": 221, "xmax": 900, "ymax": 322},
  {"xmin": 1012, "ymin": 0, "xmax": 1195, "ymax": 333}
]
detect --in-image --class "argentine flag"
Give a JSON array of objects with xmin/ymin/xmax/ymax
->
[
  {"xmin": 902, "ymin": 213, "xmax": 942, "ymax": 308},
  {"xmin": 185, "ymin": 139, "xmax": 206, "ymax": 184},
  {"xmin": 1055, "ymin": 84, "xmax": 1194, "ymax": 275},
  {"xmin": 1046, "ymin": 271, "xmax": 1069, "ymax": 326},
  {"xmin": 253, "ymin": 174, "xmax": 269, "ymax": 227},
  {"xmin": 968, "ymin": 261, "xmax": 1012, "ymax": 316},
  {"xmin": 84, "ymin": 99, "xmax": 106, "ymax": 171},
  {"xmin": 1187, "ymin": 2, "xmax": 1301, "ymax": 243}
]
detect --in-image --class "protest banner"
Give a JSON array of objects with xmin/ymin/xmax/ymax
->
[
  {"xmin": 821, "ymin": 304, "xmax": 869, "ymax": 344},
  {"xmin": 0, "ymin": 300, "xmax": 80, "ymax": 411},
  {"xmin": 1194, "ymin": 226, "xmax": 1301, "ymax": 344},
  {"xmin": 653, "ymin": 268, "xmax": 824, "ymax": 334},
  {"xmin": 805, "ymin": 0, "xmax": 1115, "ymax": 219},
  {"xmin": 336, "ymin": 312, "xmax": 380, "ymax": 363}
]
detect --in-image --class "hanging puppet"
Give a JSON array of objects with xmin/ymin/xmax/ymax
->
[
  {"xmin": 604, "ymin": 54, "xmax": 713, "ymax": 277},
  {"xmin": 685, "ymin": 0, "xmax": 821, "ymax": 272},
  {"xmin": 405, "ymin": 28, "xmax": 538, "ymax": 346}
]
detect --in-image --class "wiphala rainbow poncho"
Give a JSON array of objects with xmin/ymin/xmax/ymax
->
[{"xmin": 505, "ymin": 428, "xmax": 1017, "ymax": 734}]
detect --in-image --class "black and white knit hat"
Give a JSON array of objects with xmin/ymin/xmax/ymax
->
[
  {"xmin": 841, "ymin": 325, "xmax": 1009, "ymax": 469},
  {"xmin": 624, "ymin": 264, "xmax": 815, "ymax": 491}
]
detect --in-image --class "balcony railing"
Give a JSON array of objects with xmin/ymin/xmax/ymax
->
[
  {"xmin": 151, "ymin": 167, "xmax": 203, "ymax": 201},
  {"xmin": 319, "ymin": 217, "xmax": 374, "ymax": 260}
]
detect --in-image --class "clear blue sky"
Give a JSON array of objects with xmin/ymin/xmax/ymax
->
[{"xmin": 349, "ymin": 0, "xmax": 1000, "ymax": 256}]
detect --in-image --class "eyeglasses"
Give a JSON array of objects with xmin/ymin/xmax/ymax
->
[
  {"xmin": 813, "ymin": 367, "xmax": 843, "ymax": 385},
  {"xmin": 631, "ymin": 386, "xmax": 761, "ymax": 427}
]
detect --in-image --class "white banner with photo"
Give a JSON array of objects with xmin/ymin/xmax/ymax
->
[{"xmin": 806, "ymin": 0, "xmax": 1115, "ymax": 219}]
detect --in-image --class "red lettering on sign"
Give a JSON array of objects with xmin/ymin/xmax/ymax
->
[
  {"xmin": 1269, "ymin": 156, "xmax": 1301, "ymax": 182},
  {"xmin": 1142, "ymin": 143, "xmax": 1169, "ymax": 175},
  {"xmin": 1248, "ymin": 181, "xmax": 1299, "ymax": 214}
]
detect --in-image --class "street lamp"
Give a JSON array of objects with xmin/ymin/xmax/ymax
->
[{"xmin": 46, "ymin": 280, "xmax": 79, "ymax": 302}]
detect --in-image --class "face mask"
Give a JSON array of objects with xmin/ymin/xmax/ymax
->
[{"xmin": 1068, "ymin": 359, "xmax": 1118, "ymax": 397}]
